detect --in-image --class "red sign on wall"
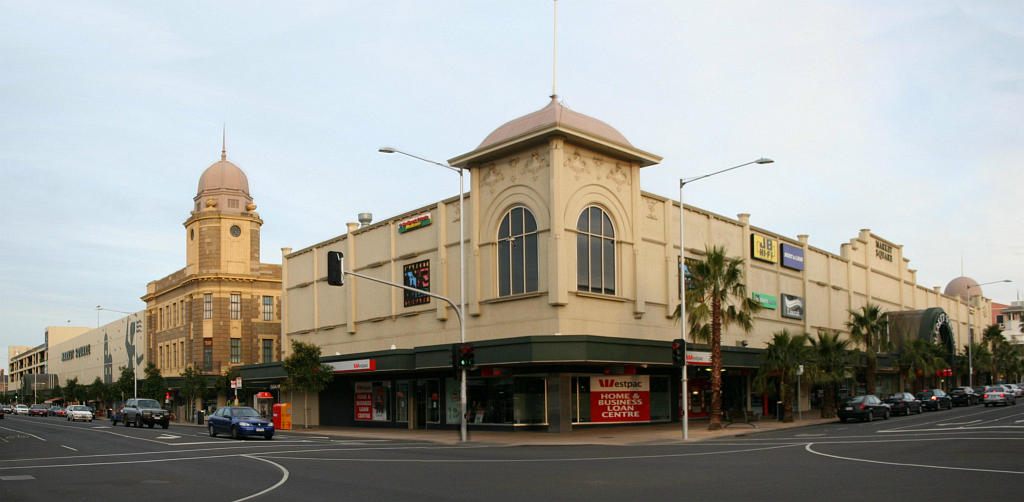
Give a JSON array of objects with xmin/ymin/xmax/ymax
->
[
  {"xmin": 354, "ymin": 382, "xmax": 373, "ymax": 420},
  {"xmin": 589, "ymin": 375, "xmax": 650, "ymax": 422}
]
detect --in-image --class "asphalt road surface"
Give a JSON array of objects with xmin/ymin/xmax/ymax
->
[{"xmin": 2, "ymin": 402, "xmax": 1023, "ymax": 501}]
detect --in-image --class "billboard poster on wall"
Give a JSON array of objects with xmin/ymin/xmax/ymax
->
[
  {"xmin": 752, "ymin": 292, "xmax": 778, "ymax": 310},
  {"xmin": 780, "ymin": 243, "xmax": 805, "ymax": 270},
  {"xmin": 354, "ymin": 381, "xmax": 389, "ymax": 421},
  {"xmin": 751, "ymin": 234, "xmax": 778, "ymax": 263},
  {"xmin": 589, "ymin": 375, "xmax": 650, "ymax": 423},
  {"xmin": 403, "ymin": 260, "xmax": 431, "ymax": 307},
  {"xmin": 781, "ymin": 294, "xmax": 805, "ymax": 320}
]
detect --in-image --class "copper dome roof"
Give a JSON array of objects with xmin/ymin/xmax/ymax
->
[
  {"xmin": 197, "ymin": 158, "xmax": 250, "ymax": 197},
  {"xmin": 477, "ymin": 96, "xmax": 634, "ymax": 150},
  {"xmin": 944, "ymin": 276, "xmax": 980, "ymax": 301}
]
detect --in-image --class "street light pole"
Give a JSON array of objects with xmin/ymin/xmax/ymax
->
[
  {"xmin": 97, "ymin": 305, "xmax": 138, "ymax": 399},
  {"xmin": 679, "ymin": 157, "xmax": 773, "ymax": 440},
  {"xmin": 379, "ymin": 147, "xmax": 468, "ymax": 442},
  {"xmin": 965, "ymin": 279, "xmax": 1011, "ymax": 387}
]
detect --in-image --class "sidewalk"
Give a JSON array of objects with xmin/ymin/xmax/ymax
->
[{"xmin": 174, "ymin": 415, "xmax": 836, "ymax": 446}]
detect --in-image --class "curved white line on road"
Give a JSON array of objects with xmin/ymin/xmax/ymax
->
[
  {"xmin": 256, "ymin": 443, "xmax": 803, "ymax": 463},
  {"xmin": 804, "ymin": 442, "xmax": 1024, "ymax": 475},
  {"xmin": 233, "ymin": 455, "xmax": 289, "ymax": 502}
]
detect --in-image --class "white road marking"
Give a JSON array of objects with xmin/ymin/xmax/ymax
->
[
  {"xmin": 233, "ymin": 455, "xmax": 290, "ymax": 502},
  {"xmin": 804, "ymin": 442, "xmax": 1024, "ymax": 475},
  {"xmin": 0, "ymin": 426, "xmax": 46, "ymax": 441},
  {"xmin": 878, "ymin": 425, "xmax": 1024, "ymax": 433},
  {"xmin": 938, "ymin": 420, "xmax": 981, "ymax": 426},
  {"xmin": 61, "ymin": 445, "xmax": 78, "ymax": 452},
  {"xmin": 156, "ymin": 435, "xmax": 181, "ymax": 440},
  {"xmin": 0, "ymin": 475, "xmax": 35, "ymax": 481},
  {"xmin": 794, "ymin": 433, "xmax": 825, "ymax": 437}
]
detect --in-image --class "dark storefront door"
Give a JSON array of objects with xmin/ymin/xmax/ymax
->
[{"xmin": 414, "ymin": 379, "xmax": 440, "ymax": 429}]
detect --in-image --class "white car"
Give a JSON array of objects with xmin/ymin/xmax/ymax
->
[
  {"xmin": 66, "ymin": 405, "xmax": 94, "ymax": 422},
  {"xmin": 14, "ymin": 404, "xmax": 29, "ymax": 415}
]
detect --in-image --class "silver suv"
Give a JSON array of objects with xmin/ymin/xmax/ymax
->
[{"xmin": 121, "ymin": 398, "xmax": 170, "ymax": 429}]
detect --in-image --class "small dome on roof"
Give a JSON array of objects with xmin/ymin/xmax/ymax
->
[
  {"xmin": 197, "ymin": 158, "xmax": 249, "ymax": 196},
  {"xmin": 477, "ymin": 96, "xmax": 634, "ymax": 150},
  {"xmin": 944, "ymin": 276, "xmax": 980, "ymax": 301}
]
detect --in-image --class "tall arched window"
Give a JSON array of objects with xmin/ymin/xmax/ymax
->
[
  {"xmin": 576, "ymin": 206, "xmax": 615, "ymax": 295},
  {"xmin": 497, "ymin": 206, "xmax": 539, "ymax": 296}
]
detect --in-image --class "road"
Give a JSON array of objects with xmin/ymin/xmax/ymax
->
[{"xmin": 2, "ymin": 402, "xmax": 1023, "ymax": 501}]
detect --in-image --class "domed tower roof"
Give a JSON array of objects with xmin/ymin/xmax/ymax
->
[
  {"xmin": 449, "ymin": 96, "xmax": 661, "ymax": 168},
  {"xmin": 944, "ymin": 276, "xmax": 981, "ymax": 301},
  {"xmin": 193, "ymin": 145, "xmax": 255, "ymax": 214}
]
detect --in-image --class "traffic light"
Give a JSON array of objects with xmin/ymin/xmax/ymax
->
[
  {"xmin": 460, "ymin": 344, "xmax": 475, "ymax": 369},
  {"xmin": 327, "ymin": 251, "xmax": 345, "ymax": 286},
  {"xmin": 671, "ymin": 339, "xmax": 686, "ymax": 367}
]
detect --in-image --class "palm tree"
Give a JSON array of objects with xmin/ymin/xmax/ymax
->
[
  {"xmin": 898, "ymin": 338, "xmax": 945, "ymax": 390},
  {"xmin": 807, "ymin": 330, "xmax": 852, "ymax": 418},
  {"xmin": 846, "ymin": 303, "xmax": 890, "ymax": 395},
  {"xmin": 678, "ymin": 245, "xmax": 761, "ymax": 430},
  {"xmin": 961, "ymin": 342, "xmax": 992, "ymax": 385},
  {"xmin": 755, "ymin": 331, "xmax": 811, "ymax": 422}
]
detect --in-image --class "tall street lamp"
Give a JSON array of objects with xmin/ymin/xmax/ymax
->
[
  {"xmin": 679, "ymin": 157, "xmax": 773, "ymax": 440},
  {"xmin": 97, "ymin": 305, "xmax": 138, "ymax": 400},
  {"xmin": 966, "ymin": 279, "xmax": 1011, "ymax": 387},
  {"xmin": 378, "ymin": 146, "xmax": 468, "ymax": 442}
]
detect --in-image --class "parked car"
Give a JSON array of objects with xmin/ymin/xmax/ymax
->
[
  {"xmin": 983, "ymin": 385, "xmax": 1017, "ymax": 406},
  {"xmin": 65, "ymin": 405, "xmax": 94, "ymax": 422},
  {"xmin": 121, "ymin": 398, "xmax": 170, "ymax": 429},
  {"xmin": 973, "ymin": 386, "xmax": 987, "ymax": 399},
  {"xmin": 916, "ymin": 389, "xmax": 952, "ymax": 411},
  {"xmin": 0, "ymin": 404, "xmax": 12, "ymax": 414},
  {"xmin": 838, "ymin": 395, "xmax": 890, "ymax": 422},
  {"xmin": 48, "ymin": 406, "xmax": 66, "ymax": 417},
  {"xmin": 950, "ymin": 387, "xmax": 979, "ymax": 406},
  {"xmin": 29, "ymin": 404, "xmax": 49, "ymax": 416},
  {"xmin": 14, "ymin": 404, "xmax": 29, "ymax": 415},
  {"xmin": 884, "ymin": 392, "xmax": 923, "ymax": 416},
  {"xmin": 0, "ymin": 406, "xmax": 4, "ymax": 419},
  {"xmin": 207, "ymin": 406, "xmax": 274, "ymax": 440},
  {"xmin": 1008, "ymin": 384, "xmax": 1024, "ymax": 398}
]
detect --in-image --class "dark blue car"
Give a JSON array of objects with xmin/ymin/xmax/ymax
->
[{"xmin": 207, "ymin": 406, "xmax": 274, "ymax": 440}]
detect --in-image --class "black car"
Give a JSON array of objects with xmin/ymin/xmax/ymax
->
[
  {"xmin": 884, "ymin": 392, "xmax": 923, "ymax": 416},
  {"xmin": 838, "ymin": 395, "xmax": 890, "ymax": 422},
  {"xmin": 950, "ymin": 387, "xmax": 979, "ymax": 406},
  {"xmin": 916, "ymin": 389, "xmax": 952, "ymax": 410}
]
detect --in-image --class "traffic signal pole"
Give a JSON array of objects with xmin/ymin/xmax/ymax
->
[{"xmin": 329, "ymin": 252, "xmax": 469, "ymax": 442}]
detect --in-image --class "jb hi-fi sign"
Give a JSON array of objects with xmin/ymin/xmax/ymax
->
[{"xmin": 590, "ymin": 375, "xmax": 650, "ymax": 422}]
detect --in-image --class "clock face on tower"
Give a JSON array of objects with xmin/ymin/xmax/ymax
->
[{"xmin": 230, "ymin": 225, "xmax": 241, "ymax": 237}]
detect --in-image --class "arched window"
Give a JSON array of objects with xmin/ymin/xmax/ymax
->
[
  {"xmin": 576, "ymin": 206, "xmax": 615, "ymax": 295},
  {"xmin": 497, "ymin": 206, "xmax": 539, "ymax": 296}
]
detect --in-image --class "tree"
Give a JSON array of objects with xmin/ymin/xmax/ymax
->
[
  {"xmin": 179, "ymin": 366, "xmax": 207, "ymax": 420},
  {"xmin": 140, "ymin": 362, "xmax": 167, "ymax": 401},
  {"xmin": 898, "ymin": 338, "xmax": 945, "ymax": 390},
  {"xmin": 846, "ymin": 303, "xmax": 890, "ymax": 395},
  {"xmin": 982, "ymin": 324, "xmax": 1005, "ymax": 380},
  {"xmin": 807, "ymin": 330, "xmax": 852, "ymax": 418},
  {"xmin": 679, "ymin": 245, "xmax": 761, "ymax": 430},
  {"xmin": 115, "ymin": 366, "xmax": 136, "ymax": 401},
  {"xmin": 282, "ymin": 340, "xmax": 334, "ymax": 429},
  {"xmin": 50, "ymin": 381, "xmax": 64, "ymax": 402},
  {"xmin": 89, "ymin": 377, "xmax": 106, "ymax": 405},
  {"xmin": 64, "ymin": 377, "xmax": 80, "ymax": 404},
  {"xmin": 755, "ymin": 331, "xmax": 810, "ymax": 422}
]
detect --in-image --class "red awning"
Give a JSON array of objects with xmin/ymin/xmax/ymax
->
[
  {"xmin": 44, "ymin": 398, "xmax": 62, "ymax": 403},
  {"xmin": 255, "ymin": 392, "xmax": 273, "ymax": 399}
]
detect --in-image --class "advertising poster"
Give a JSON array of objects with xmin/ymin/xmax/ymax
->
[
  {"xmin": 751, "ymin": 234, "xmax": 778, "ymax": 264},
  {"xmin": 403, "ymin": 260, "xmax": 431, "ymax": 307},
  {"xmin": 589, "ymin": 375, "xmax": 650, "ymax": 423},
  {"xmin": 752, "ymin": 292, "xmax": 778, "ymax": 310},
  {"xmin": 781, "ymin": 294, "xmax": 804, "ymax": 320},
  {"xmin": 354, "ymin": 381, "xmax": 373, "ymax": 421},
  {"xmin": 780, "ymin": 243, "xmax": 805, "ymax": 270}
]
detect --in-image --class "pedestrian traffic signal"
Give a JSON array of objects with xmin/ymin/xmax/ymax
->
[
  {"xmin": 671, "ymin": 339, "xmax": 686, "ymax": 367},
  {"xmin": 450, "ymin": 343, "xmax": 462, "ymax": 374},
  {"xmin": 327, "ymin": 251, "xmax": 345, "ymax": 286}
]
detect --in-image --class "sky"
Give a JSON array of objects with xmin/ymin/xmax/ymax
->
[{"xmin": 2, "ymin": 1, "xmax": 1022, "ymax": 370}]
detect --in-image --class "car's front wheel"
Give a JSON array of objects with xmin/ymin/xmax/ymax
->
[
  {"xmin": 208, "ymin": 424, "xmax": 216, "ymax": 437},
  {"xmin": 865, "ymin": 410, "xmax": 873, "ymax": 422},
  {"xmin": 231, "ymin": 426, "xmax": 240, "ymax": 440},
  {"xmin": 135, "ymin": 416, "xmax": 143, "ymax": 428},
  {"xmin": 883, "ymin": 409, "xmax": 889, "ymax": 420}
]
